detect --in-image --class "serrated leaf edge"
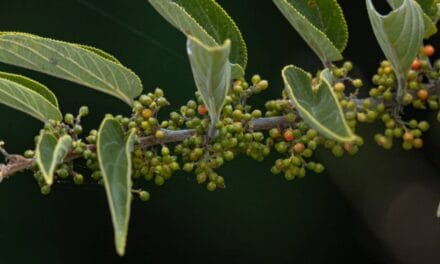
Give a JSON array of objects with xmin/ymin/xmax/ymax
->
[
  {"xmin": 0, "ymin": 32, "xmax": 143, "ymax": 105},
  {"xmin": 273, "ymin": 0, "xmax": 343, "ymax": 63}
]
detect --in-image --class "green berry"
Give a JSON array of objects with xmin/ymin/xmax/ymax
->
[
  {"xmin": 207, "ymin": 181, "xmax": 217, "ymax": 191},
  {"xmin": 256, "ymin": 80, "xmax": 269, "ymax": 90},
  {"xmin": 24, "ymin": 150, "xmax": 35, "ymax": 158},
  {"xmin": 161, "ymin": 146, "xmax": 170, "ymax": 156},
  {"xmin": 139, "ymin": 191, "xmax": 150, "ymax": 201},
  {"xmin": 40, "ymin": 185, "xmax": 51, "ymax": 195},
  {"xmin": 155, "ymin": 130, "xmax": 165, "ymax": 140},
  {"xmin": 155, "ymin": 175, "xmax": 165, "ymax": 186},
  {"xmin": 314, "ymin": 163, "xmax": 325, "ymax": 173},
  {"xmin": 418, "ymin": 121, "xmax": 430, "ymax": 132},
  {"xmin": 73, "ymin": 174, "xmax": 84, "ymax": 185},
  {"xmin": 73, "ymin": 125, "xmax": 83, "ymax": 135},
  {"xmin": 251, "ymin": 74, "xmax": 261, "ymax": 85},
  {"xmin": 352, "ymin": 79, "xmax": 363, "ymax": 88},
  {"xmin": 79, "ymin": 106, "xmax": 89, "ymax": 117},
  {"xmin": 224, "ymin": 151, "xmax": 234, "ymax": 161},
  {"xmin": 57, "ymin": 168, "xmax": 69, "ymax": 179},
  {"xmin": 64, "ymin": 113, "xmax": 75, "ymax": 125}
]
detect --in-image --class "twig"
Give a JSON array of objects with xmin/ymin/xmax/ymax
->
[{"xmin": 0, "ymin": 116, "xmax": 292, "ymax": 180}]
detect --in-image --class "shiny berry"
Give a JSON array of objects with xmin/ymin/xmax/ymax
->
[{"xmin": 423, "ymin": 45, "xmax": 435, "ymax": 57}]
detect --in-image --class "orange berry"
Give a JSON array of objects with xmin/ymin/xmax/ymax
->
[
  {"xmin": 413, "ymin": 138, "xmax": 423, "ymax": 149},
  {"xmin": 197, "ymin": 105, "xmax": 208, "ymax": 115},
  {"xmin": 403, "ymin": 132, "xmax": 414, "ymax": 142},
  {"xmin": 293, "ymin": 143, "xmax": 305, "ymax": 154},
  {"xmin": 343, "ymin": 143, "xmax": 353, "ymax": 152},
  {"xmin": 423, "ymin": 45, "xmax": 435, "ymax": 57},
  {"xmin": 283, "ymin": 130, "xmax": 294, "ymax": 142},
  {"xmin": 383, "ymin": 66, "xmax": 393, "ymax": 75},
  {"xmin": 411, "ymin": 59, "xmax": 421, "ymax": 70},
  {"xmin": 417, "ymin": 88, "xmax": 429, "ymax": 101},
  {"xmin": 142, "ymin": 109, "xmax": 153, "ymax": 119}
]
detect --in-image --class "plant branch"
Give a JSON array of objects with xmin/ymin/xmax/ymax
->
[
  {"xmin": 0, "ymin": 116, "xmax": 293, "ymax": 181},
  {"xmin": 1, "ymin": 80, "xmax": 439, "ymax": 182}
]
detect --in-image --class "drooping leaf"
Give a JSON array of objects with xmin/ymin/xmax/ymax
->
[
  {"xmin": 367, "ymin": 0, "xmax": 424, "ymax": 97},
  {"xmin": 97, "ymin": 118, "xmax": 136, "ymax": 256},
  {"xmin": 282, "ymin": 65, "xmax": 355, "ymax": 142},
  {"xmin": 388, "ymin": 0, "xmax": 438, "ymax": 38},
  {"xmin": 0, "ymin": 32, "xmax": 142, "ymax": 105},
  {"xmin": 0, "ymin": 73, "xmax": 62, "ymax": 121},
  {"xmin": 148, "ymin": 0, "xmax": 247, "ymax": 78},
  {"xmin": 273, "ymin": 0, "xmax": 348, "ymax": 64},
  {"xmin": 36, "ymin": 134, "xmax": 72, "ymax": 185},
  {"xmin": 186, "ymin": 36, "xmax": 231, "ymax": 134}
]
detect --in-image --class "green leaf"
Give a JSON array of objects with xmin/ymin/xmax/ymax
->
[
  {"xmin": 282, "ymin": 65, "xmax": 355, "ymax": 142},
  {"xmin": 148, "ymin": 0, "xmax": 247, "ymax": 78},
  {"xmin": 0, "ymin": 71, "xmax": 58, "ymax": 107},
  {"xmin": 367, "ymin": 0, "xmax": 424, "ymax": 98},
  {"xmin": 0, "ymin": 72, "xmax": 62, "ymax": 121},
  {"xmin": 187, "ymin": 36, "xmax": 231, "ymax": 134},
  {"xmin": 273, "ymin": 0, "xmax": 348, "ymax": 64},
  {"xmin": 97, "ymin": 118, "xmax": 136, "ymax": 256},
  {"xmin": 0, "ymin": 32, "xmax": 142, "ymax": 105},
  {"xmin": 36, "ymin": 134, "xmax": 72, "ymax": 185},
  {"xmin": 388, "ymin": 0, "xmax": 438, "ymax": 38},
  {"xmin": 415, "ymin": 0, "xmax": 439, "ymax": 21},
  {"xmin": 75, "ymin": 44, "xmax": 121, "ymax": 64}
]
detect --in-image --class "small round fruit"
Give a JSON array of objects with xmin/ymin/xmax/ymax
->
[
  {"xmin": 155, "ymin": 130, "xmax": 165, "ymax": 140},
  {"xmin": 40, "ymin": 185, "xmax": 51, "ymax": 195},
  {"xmin": 293, "ymin": 143, "xmax": 305, "ymax": 154},
  {"xmin": 411, "ymin": 59, "xmax": 421, "ymax": 70},
  {"xmin": 417, "ymin": 89, "xmax": 429, "ymax": 101},
  {"xmin": 403, "ymin": 132, "xmax": 414, "ymax": 142},
  {"xmin": 73, "ymin": 174, "xmax": 84, "ymax": 185},
  {"xmin": 139, "ymin": 191, "xmax": 150, "ymax": 201},
  {"xmin": 413, "ymin": 138, "xmax": 424, "ymax": 149},
  {"xmin": 207, "ymin": 181, "xmax": 217, "ymax": 191},
  {"xmin": 283, "ymin": 129, "xmax": 294, "ymax": 142},
  {"xmin": 197, "ymin": 105, "xmax": 208, "ymax": 115},
  {"xmin": 142, "ymin": 109, "xmax": 153, "ymax": 119},
  {"xmin": 423, "ymin": 44, "xmax": 435, "ymax": 57},
  {"xmin": 79, "ymin": 106, "xmax": 89, "ymax": 117}
]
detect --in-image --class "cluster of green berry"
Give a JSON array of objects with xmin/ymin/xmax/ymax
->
[
  {"xmin": 20, "ymin": 43, "xmax": 440, "ymax": 199},
  {"xmin": 331, "ymin": 45, "xmax": 440, "ymax": 151},
  {"xmin": 175, "ymin": 75, "xmax": 272, "ymax": 191},
  {"xmin": 25, "ymin": 106, "xmax": 90, "ymax": 194}
]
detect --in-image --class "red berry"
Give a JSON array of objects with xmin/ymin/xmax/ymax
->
[
  {"xmin": 283, "ymin": 129, "xmax": 294, "ymax": 142},
  {"xmin": 197, "ymin": 105, "xmax": 208, "ymax": 115},
  {"xmin": 411, "ymin": 59, "xmax": 421, "ymax": 70}
]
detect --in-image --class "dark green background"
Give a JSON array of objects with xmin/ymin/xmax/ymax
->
[{"xmin": 0, "ymin": 1, "xmax": 439, "ymax": 263}]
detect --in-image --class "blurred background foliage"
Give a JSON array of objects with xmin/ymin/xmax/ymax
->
[{"xmin": 0, "ymin": 1, "xmax": 439, "ymax": 263}]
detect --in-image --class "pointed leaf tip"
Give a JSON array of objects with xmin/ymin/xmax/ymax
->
[{"xmin": 97, "ymin": 118, "xmax": 136, "ymax": 256}]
